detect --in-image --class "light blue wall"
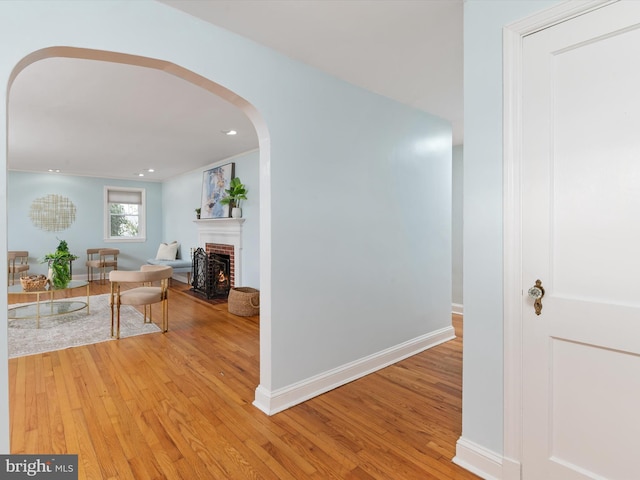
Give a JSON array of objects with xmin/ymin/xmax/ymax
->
[
  {"xmin": 452, "ymin": 144, "xmax": 463, "ymax": 307},
  {"xmin": 269, "ymin": 91, "xmax": 452, "ymax": 387},
  {"xmin": 8, "ymin": 172, "xmax": 163, "ymax": 275},
  {"xmin": 162, "ymin": 150, "xmax": 260, "ymax": 288},
  {"xmin": 8, "ymin": 153, "xmax": 260, "ymax": 284},
  {"xmin": 463, "ymin": 0, "xmax": 561, "ymax": 454},
  {"xmin": 0, "ymin": 0, "xmax": 452, "ymax": 449}
]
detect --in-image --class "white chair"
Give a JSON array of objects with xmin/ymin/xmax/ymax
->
[
  {"xmin": 86, "ymin": 248, "xmax": 119, "ymax": 283},
  {"xmin": 109, "ymin": 265, "xmax": 173, "ymax": 339},
  {"xmin": 8, "ymin": 251, "xmax": 29, "ymax": 285}
]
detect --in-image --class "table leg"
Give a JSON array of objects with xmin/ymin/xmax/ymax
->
[{"xmin": 86, "ymin": 283, "xmax": 90, "ymax": 314}]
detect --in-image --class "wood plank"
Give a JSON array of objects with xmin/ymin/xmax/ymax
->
[{"xmin": 9, "ymin": 281, "xmax": 479, "ymax": 479}]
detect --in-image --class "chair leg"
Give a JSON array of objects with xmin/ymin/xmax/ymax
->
[
  {"xmin": 143, "ymin": 305, "xmax": 153, "ymax": 324},
  {"xmin": 117, "ymin": 303, "xmax": 121, "ymax": 339},
  {"xmin": 111, "ymin": 301, "xmax": 121, "ymax": 339},
  {"xmin": 162, "ymin": 299, "xmax": 169, "ymax": 333}
]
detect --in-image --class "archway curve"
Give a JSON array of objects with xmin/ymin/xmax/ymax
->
[{"xmin": 6, "ymin": 46, "xmax": 273, "ymax": 407}]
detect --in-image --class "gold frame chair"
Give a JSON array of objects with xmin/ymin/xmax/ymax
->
[
  {"xmin": 109, "ymin": 265, "xmax": 173, "ymax": 339},
  {"xmin": 8, "ymin": 251, "xmax": 29, "ymax": 285},
  {"xmin": 86, "ymin": 248, "xmax": 119, "ymax": 283}
]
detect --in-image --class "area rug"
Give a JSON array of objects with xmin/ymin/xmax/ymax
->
[{"xmin": 8, "ymin": 293, "xmax": 160, "ymax": 358}]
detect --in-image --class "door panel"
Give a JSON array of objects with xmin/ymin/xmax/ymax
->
[
  {"xmin": 553, "ymin": 25, "xmax": 640, "ymax": 306},
  {"xmin": 551, "ymin": 338, "xmax": 640, "ymax": 478},
  {"xmin": 522, "ymin": 2, "xmax": 640, "ymax": 479}
]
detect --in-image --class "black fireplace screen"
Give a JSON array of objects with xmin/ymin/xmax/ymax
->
[{"xmin": 191, "ymin": 247, "xmax": 231, "ymax": 299}]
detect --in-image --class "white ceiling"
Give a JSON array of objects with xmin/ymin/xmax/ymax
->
[
  {"xmin": 8, "ymin": 1, "xmax": 463, "ymax": 181},
  {"xmin": 8, "ymin": 57, "xmax": 258, "ymax": 181},
  {"xmin": 160, "ymin": 0, "xmax": 464, "ymax": 142}
]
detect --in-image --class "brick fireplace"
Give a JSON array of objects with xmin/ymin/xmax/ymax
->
[
  {"xmin": 194, "ymin": 218, "xmax": 245, "ymax": 287},
  {"xmin": 192, "ymin": 247, "xmax": 231, "ymax": 299},
  {"xmin": 205, "ymin": 243, "xmax": 235, "ymax": 287}
]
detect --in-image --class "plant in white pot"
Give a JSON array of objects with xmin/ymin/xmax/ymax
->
[{"xmin": 220, "ymin": 177, "xmax": 248, "ymax": 218}]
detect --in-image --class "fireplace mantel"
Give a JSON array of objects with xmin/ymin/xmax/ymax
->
[
  {"xmin": 194, "ymin": 217, "xmax": 245, "ymax": 231},
  {"xmin": 194, "ymin": 218, "xmax": 245, "ymax": 286}
]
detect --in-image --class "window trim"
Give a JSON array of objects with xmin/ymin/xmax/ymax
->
[{"xmin": 104, "ymin": 186, "xmax": 146, "ymax": 243}]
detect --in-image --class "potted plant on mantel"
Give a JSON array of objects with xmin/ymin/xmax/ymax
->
[
  {"xmin": 220, "ymin": 177, "xmax": 248, "ymax": 218},
  {"xmin": 41, "ymin": 239, "xmax": 78, "ymax": 289},
  {"xmin": 195, "ymin": 207, "xmax": 201, "ymax": 219}
]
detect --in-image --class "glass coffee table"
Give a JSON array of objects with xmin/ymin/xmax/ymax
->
[{"xmin": 8, "ymin": 280, "xmax": 90, "ymax": 328}]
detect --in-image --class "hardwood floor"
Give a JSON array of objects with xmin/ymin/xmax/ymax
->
[{"xmin": 9, "ymin": 281, "xmax": 478, "ymax": 479}]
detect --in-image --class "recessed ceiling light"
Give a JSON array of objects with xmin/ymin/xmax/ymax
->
[
  {"xmin": 48, "ymin": 169, "xmax": 60, "ymax": 173},
  {"xmin": 222, "ymin": 129, "xmax": 237, "ymax": 136},
  {"xmin": 147, "ymin": 168, "xmax": 155, "ymax": 173},
  {"xmin": 138, "ymin": 173, "xmax": 144, "ymax": 177}
]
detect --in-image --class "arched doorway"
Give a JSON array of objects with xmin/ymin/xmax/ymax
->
[{"xmin": 6, "ymin": 46, "xmax": 272, "ymax": 411}]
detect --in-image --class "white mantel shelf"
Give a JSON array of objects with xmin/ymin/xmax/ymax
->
[
  {"xmin": 194, "ymin": 218, "xmax": 245, "ymax": 223},
  {"xmin": 194, "ymin": 218, "xmax": 245, "ymax": 227},
  {"xmin": 194, "ymin": 217, "xmax": 245, "ymax": 286}
]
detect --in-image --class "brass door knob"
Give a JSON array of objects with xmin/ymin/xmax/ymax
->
[{"xmin": 527, "ymin": 279, "xmax": 545, "ymax": 316}]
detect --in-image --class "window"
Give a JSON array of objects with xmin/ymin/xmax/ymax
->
[{"xmin": 104, "ymin": 187, "xmax": 146, "ymax": 242}]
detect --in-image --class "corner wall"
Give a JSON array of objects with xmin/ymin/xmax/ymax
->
[
  {"xmin": 459, "ymin": 1, "xmax": 561, "ymax": 477},
  {"xmin": 452, "ymin": 144, "xmax": 463, "ymax": 310},
  {"xmin": 162, "ymin": 150, "xmax": 260, "ymax": 288}
]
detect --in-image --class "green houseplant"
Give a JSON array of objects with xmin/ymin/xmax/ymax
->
[
  {"xmin": 195, "ymin": 207, "xmax": 201, "ymax": 219},
  {"xmin": 42, "ymin": 239, "xmax": 78, "ymax": 289},
  {"xmin": 220, "ymin": 177, "xmax": 248, "ymax": 218}
]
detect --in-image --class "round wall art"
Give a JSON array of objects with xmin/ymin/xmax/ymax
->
[{"xmin": 29, "ymin": 194, "xmax": 77, "ymax": 232}]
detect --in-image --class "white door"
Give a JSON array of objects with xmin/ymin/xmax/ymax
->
[{"xmin": 522, "ymin": 2, "xmax": 640, "ymax": 479}]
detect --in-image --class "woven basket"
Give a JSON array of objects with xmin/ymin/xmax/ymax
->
[
  {"xmin": 20, "ymin": 274, "xmax": 48, "ymax": 292},
  {"xmin": 228, "ymin": 287, "xmax": 260, "ymax": 316}
]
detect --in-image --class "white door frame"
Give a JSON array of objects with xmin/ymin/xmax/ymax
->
[{"xmin": 502, "ymin": 1, "xmax": 617, "ymax": 478}]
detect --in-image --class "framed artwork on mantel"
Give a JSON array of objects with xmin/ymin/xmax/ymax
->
[{"xmin": 201, "ymin": 162, "xmax": 235, "ymax": 218}]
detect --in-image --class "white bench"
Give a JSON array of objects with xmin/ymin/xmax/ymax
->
[{"xmin": 146, "ymin": 258, "xmax": 192, "ymax": 284}]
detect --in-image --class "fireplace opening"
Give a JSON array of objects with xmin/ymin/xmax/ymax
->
[{"xmin": 191, "ymin": 247, "xmax": 231, "ymax": 299}]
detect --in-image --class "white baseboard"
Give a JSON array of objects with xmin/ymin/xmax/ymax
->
[
  {"xmin": 253, "ymin": 325, "xmax": 456, "ymax": 415},
  {"xmin": 452, "ymin": 303, "xmax": 464, "ymax": 315},
  {"xmin": 502, "ymin": 457, "xmax": 521, "ymax": 480},
  {"xmin": 453, "ymin": 437, "xmax": 514, "ymax": 480}
]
